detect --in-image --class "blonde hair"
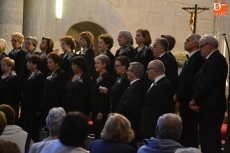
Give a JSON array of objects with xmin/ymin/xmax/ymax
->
[
  {"xmin": 100, "ymin": 113, "xmax": 134, "ymax": 143},
  {"xmin": 10, "ymin": 32, "xmax": 24, "ymax": 44},
  {"xmin": 0, "ymin": 39, "xmax": 7, "ymax": 54},
  {"xmin": 79, "ymin": 31, "xmax": 94, "ymax": 48},
  {"xmin": 1, "ymin": 57, "xmax": 15, "ymax": 71}
]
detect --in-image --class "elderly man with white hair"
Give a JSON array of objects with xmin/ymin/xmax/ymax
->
[
  {"xmin": 43, "ymin": 107, "xmax": 66, "ymax": 142},
  {"xmin": 138, "ymin": 113, "xmax": 183, "ymax": 153}
]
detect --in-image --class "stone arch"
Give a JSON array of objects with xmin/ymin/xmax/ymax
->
[{"xmin": 66, "ymin": 21, "xmax": 107, "ymax": 54}]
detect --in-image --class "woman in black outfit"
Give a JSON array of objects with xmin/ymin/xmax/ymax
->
[
  {"xmin": 132, "ymin": 29, "xmax": 154, "ymax": 91},
  {"xmin": 97, "ymin": 34, "xmax": 115, "ymax": 76},
  {"xmin": 39, "ymin": 37, "xmax": 54, "ymax": 77},
  {"xmin": 21, "ymin": 55, "xmax": 45, "ymax": 142},
  {"xmin": 101, "ymin": 56, "xmax": 130, "ymax": 112},
  {"xmin": 78, "ymin": 31, "xmax": 95, "ymax": 76},
  {"xmin": 90, "ymin": 55, "xmax": 114, "ymax": 139},
  {"xmin": 115, "ymin": 30, "xmax": 134, "ymax": 60},
  {"xmin": 0, "ymin": 57, "xmax": 20, "ymax": 123},
  {"xmin": 132, "ymin": 29, "xmax": 154, "ymax": 71},
  {"xmin": 65, "ymin": 56, "xmax": 92, "ymax": 116},
  {"xmin": 59, "ymin": 36, "xmax": 76, "ymax": 79},
  {"xmin": 41, "ymin": 52, "xmax": 68, "ymax": 127}
]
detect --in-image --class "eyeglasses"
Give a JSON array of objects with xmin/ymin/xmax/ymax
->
[
  {"xmin": 199, "ymin": 43, "xmax": 209, "ymax": 49},
  {"xmin": 114, "ymin": 65, "xmax": 123, "ymax": 68},
  {"xmin": 146, "ymin": 68, "xmax": 155, "ymax": 71},
  {"xmin": 127, "ymin": 69, "xmax": 133, "ymax": 72}
]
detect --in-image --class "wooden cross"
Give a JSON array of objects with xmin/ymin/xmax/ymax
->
[{"xmin": 182, "ymin": 4, "xmax": 209, "ymax": 34}]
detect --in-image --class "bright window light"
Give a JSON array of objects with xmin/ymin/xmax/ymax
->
[{"xmin": 56, "ymin": 0, "xmax": 62, "ymax": 19}]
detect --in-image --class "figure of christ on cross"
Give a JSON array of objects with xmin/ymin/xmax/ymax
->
[{"xmin": 182, "ymin": 4, "xmax": 209, "ymax": 33}]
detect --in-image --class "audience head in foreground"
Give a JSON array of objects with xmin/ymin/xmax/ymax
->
[
  {"xmin": 0, "ymin": 111, "xmax": 6, "ymax": 135},
  {"xmin": 138, "ymin": 113, "xmax": 183, "ymax": 153},
  {"xmin": 44, "ymin": 107, "xmax": 66, "ymax": 141},
  {"xmin": 0, "ymin": 139, "xmax": 21, "ymax": 153},
  {"xmin": 90, "ymin": 113, "xmax": 136, "ymax": 153},
  {"xmin": 0, "ymin": 104, "xmax": 31, "ymax": 153},
  {"xmin": 29, "ymin": 112, "xmax": 89, "ymax": 153}
]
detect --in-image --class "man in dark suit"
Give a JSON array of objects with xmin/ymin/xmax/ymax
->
[
  {"xmin": 140, "ymin": 59, "xmax": 175, "ymax": 139},
  {"xmin": 174, "ymin": 34, "xmax": 204, "ymax": 147},
  {"xmin": 189, "ymin": 35, "xmax": 228, "ymax": 153},
  {"xmin": 152, "ymin": 38, "xmax": 178, "ymax": 92},
  {"xmin": 116, "ymin": 62, "xmax": 144, "ymax": 149}
]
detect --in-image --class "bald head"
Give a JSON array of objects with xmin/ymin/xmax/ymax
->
[{"xmin": 147, "ymin": 60, "xmax": 165, "ymax": 81}]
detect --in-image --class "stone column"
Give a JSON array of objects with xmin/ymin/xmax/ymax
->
[
  {"xmin": 23, "ymin": 0, "xmax": 48, "ymax": 47},
  {"xmin": 0, "ymin": 0, "xmax": 24, "ymax": 53}
]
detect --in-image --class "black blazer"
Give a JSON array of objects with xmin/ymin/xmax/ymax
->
[
  {"xmin": 132, "ymin": 46, "xmax": 154, "ymax": 71},
  {"xmin": 21, "ymin": 71, "xmax": 45, "ymax": 110},
  {"xmin": 115, "ymin": 45, "xmax": 134, "ymax": 60},
  {"xmin": 91, "ymin": 72, "xmax": 114, "ymax": 114},
  {"xmin": 140, "ymin": 77, "xmax": 175, "ymax": 138},
  {"xmin": 79, "ymin": 48, "xmax": 95, "ymax": 76},
  {"xmin": 8, "ymin": 47, "xmax": 27, "ymax": 76},
  {"xmin": 116, "ymin": 80, "xmax": 143, "ymax": 132},
  {"xmin": 158, "ymin": 52, "xmax": 179, "ymax": 92},
  {"xmin": 107, "ymin": 73, "xmax": 130, "ymax": 112},
  {"xmin": 0, "ymin": 72, "xmax": 20, "ymax": 110},
  {"xmin": 65, "ymin": 73, "xmax": 92, "ymax": 115},
  {"xmin": 192, "ymin": 50, "xmax": 228, "ymax": 111},
  {"xmin": 39, "ymin": 53, "xmax": 49, "ymax": 77},
  {"xmin": 41, "ymin": 68, "xmax": 68, "ymax": 110},
  {"xmin": 177, "ymin": 51, "xmax": 204, "ymax": 109},
  {"xmin": 60, "ymin": 52, "xmax": 76, "ymax": 79}
]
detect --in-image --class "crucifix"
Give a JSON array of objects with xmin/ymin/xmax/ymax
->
[{"xmin": 182, "ymin": 4, "xmax": 209, "ymax": 33}]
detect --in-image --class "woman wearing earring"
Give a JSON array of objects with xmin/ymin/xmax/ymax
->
[
  {"xmin": 39, "ymin": 37, "xmax": 54, "ymax": 77},
  {"xmin": 64, "ymin": 56, "xmax": 92, "ymax": 116},
  {"xmin": 59, "ymin": 36, "xmax": 77, "ymax": 79},
  {"xmin": 90, "ymin": 55, "xmax": 114, "ymax": 139},
  {"xmin": 0, "ymin": 57, "xmax": 20, "ymax": 123},
  {"xmin": 8, "ymin": 32, "xmax": 26, "ymax": 77},
  {"xmin": 132, "ymin": 29, "xmax": 154, "ymax": 71},
  {"xmin": 40, "ymin": 52, "xmax": 68, "ymax": 128},
  {"xmin": 115, "ymin": 30, "xmax": 134, "ymax": 60},
  {"xmin": 97, "ymin": 34, "xmax": 115, "ymax": 77},
  {"xmin": 101, "ymin": 56, "xmax": 130, "ymax": 112},
  {"xmin": 21, "ymin": 55, "xmax": 45, "ymax": 142},
  {"xmin": 78, "ymin": 31, "xmax": 95, "ymax": 76}
]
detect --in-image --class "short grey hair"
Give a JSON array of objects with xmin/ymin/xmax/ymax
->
[
  {"xmin": 151, "ymin": 59, "xmax": 165, "ymax": 73},
  {"xmin": 192, "ymin": 34, "xmax": 201, "ymax": 43},
  {"xmin": 175, "ymin": 148, "xmax": 201, "ymax": 153},
  {"xmin": 156, "ymin": 113, "xmax": 182, "ymax": 140},
  {"xmin": 155, "ymin": 38, "xmax": 169, "ymax": 52},
  {"xmin": 94, "ymin": 54, "xmax": 110, "ymax": 70},
  {"xmin": 119, "ymin": 30, "xmax": 133, "ymax": 46},
  {"xmin": 46, "ymin": 107, "xmax": 66, "ymax": 136},
  {"xmin": 129, "ymin": 62, "xmax": 144, "ymax": 79},
  {"xmin": 26, "ymin": 36, "xmax": 38, "ymax": 47},
  {"xmin": 201, "ymin": 35, "xmax": 218, "ymax": 48}
]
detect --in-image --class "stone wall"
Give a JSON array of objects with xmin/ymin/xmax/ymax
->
[{"xmin": 1, "ymin": 0, "xmax": 230, "ymax": 55}]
